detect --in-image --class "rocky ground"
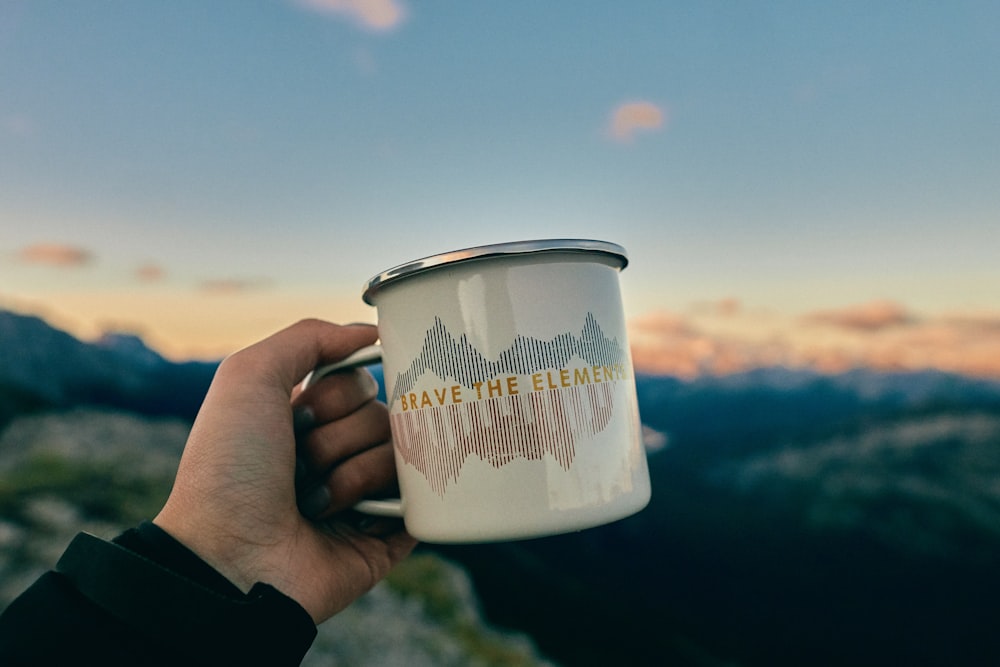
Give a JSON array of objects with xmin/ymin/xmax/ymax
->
[{"xmin": 0, "ymin": 409, "xmax": 554, "ymax": 666}]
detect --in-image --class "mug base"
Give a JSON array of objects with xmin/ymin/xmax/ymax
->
[{"xmin": 404, "ymin": 488, "xmax": 651, "ymax": 544}]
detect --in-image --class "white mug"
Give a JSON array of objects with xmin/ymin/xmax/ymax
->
[{"xmin": 306, "ymin": 239, "xmax": 651, "ymax": 543}]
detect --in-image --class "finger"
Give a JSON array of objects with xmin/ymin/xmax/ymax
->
[
  {"xmin": 326, "ymin": 441, "xmax": 398, "ymax": 514},
  {"xmin": 354, "ymin": 517, "xmax": 409, "ymax": 540},
  {"xmin": 319, "ymin": 519, "xmax": 419, "ymax": 578},
  {"xmin": 229, "ymin": 320, "xmax": 378, "ymax": 395},
  {"xmin": 298, "ymin": 441, "xmax": 397, "ymax": 518},
  {"xmin": 298, "ymin": 400, "xmax": 391, "ymax": 473},
  {"xmin": 292, "ymin": 368, "xmax": 380, "ymax": 429},
  {"xmin": 328, "ymin": 512, "xmax": 408, "ymax": 538}
]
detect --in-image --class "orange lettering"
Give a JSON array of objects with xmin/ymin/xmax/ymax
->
[{"xmin": 546, "ymin": 371, "xmax": 558, "ymax": 390}]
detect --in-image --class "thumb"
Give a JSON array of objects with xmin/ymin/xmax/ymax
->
[{"xmin": 234, "ymin": 319, "xmax": 379, "ymax": 394}]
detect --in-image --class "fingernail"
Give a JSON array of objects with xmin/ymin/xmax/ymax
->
[
  {"xmin": 293, "ymin": 406, "xmax": 315, "ymax": 433},
  {"xmin": 358, "ymin": 368, "xmax": 379, "ymax": 394},
  {"xmin": 298, "ymin": 484, "xmax": 330, "ymax": 518}
]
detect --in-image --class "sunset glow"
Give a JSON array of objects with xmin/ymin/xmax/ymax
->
[
  {"xmin": 2, "ymin": 3, "xmax": 997, "ymax": 377},
  {"xmin": 629, "ymin": 301, "xmax": 1000, "ymax": 379}
]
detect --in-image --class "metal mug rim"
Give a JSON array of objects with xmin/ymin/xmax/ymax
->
[{"xmin": 361, "ymin": 238, "xmax": 628, "ymax": 305}]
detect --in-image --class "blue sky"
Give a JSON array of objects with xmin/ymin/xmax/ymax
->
[{"xmin": 2, "ymin": 1, "xmax": 999, "ymax": 372}]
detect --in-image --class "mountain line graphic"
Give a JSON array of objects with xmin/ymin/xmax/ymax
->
[
  {"xmin": 391, "ymin": 381, "xmax": 620, "ymax": 495},
  {"xmin": 385, "ymin": 313, "xmax": 633, "ymax": 494},
  {"xmin": 389, "ymin": 312, "xmax": 627, "ymax": 405}
]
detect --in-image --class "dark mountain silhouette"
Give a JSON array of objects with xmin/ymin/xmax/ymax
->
[
  {"xmin": 3, "ymin": 306, "xmax": 1000, "ymax": 665},
  {"xmin": 0, "ymin": 309, "xmax": 216, "ymax": 428},
  {"xmin": 435, "ymin": 375, "xmax": 1000, "ymax": 667}
]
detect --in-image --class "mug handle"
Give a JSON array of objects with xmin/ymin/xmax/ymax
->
[
  {"xmin": 302, "ymin": 343, "xmax": 384, "ymax": 389},
  {"xmin": 301, "ymin": 343, "xmax": 405, "ymax": 519}
]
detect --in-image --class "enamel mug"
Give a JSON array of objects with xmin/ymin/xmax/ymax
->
[{"xmin": 308, "ymin": 239, "xmax": 651, "ymax": 543}]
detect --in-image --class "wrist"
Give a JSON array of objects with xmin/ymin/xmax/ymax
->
[{"xmin": 151, "ymin": 510, "xmax": 273, "ymax": 595}]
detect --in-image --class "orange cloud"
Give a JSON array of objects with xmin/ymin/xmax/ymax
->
[
  {"xmin": 628, "ymin": 310, "xmax": 784, "ymax": 378},
  {"xmin": 804, "ymin": 300, "xmax": 915, "ymax": 331},
  {"xmin": 939, "ymin": 313, "xmax": 1000, "ymax": 335},
  {"xmin": 629, "ymin": 310, "xmax": 696, "ymax": 338},
  {"xmin": 293, "ymin": 0, "xmax": 407, "ymax": 31},
  {"xmin": 198, "ymin": 278, "xmax": 271, "ymax": 295},
  {"xmin": 609, "ymin": 101, "xmax": 666, "ymax": 143},
  {"xmin": 17, "ymin": 243, "xmax": 93, "ymax": 268},
  {"xmin": 135, "ymin": 263, "xmax": 166, "ymax": 282},
  {"xmin": 629, "ymin": 304, "xmax": 1000, "ymax": 380},
  {"xmin": 841, "ymin": 315, "xmax": 1000, "ymax": 378},
  {"xmin": 691, "ymin": 297, "xmax": 743, "ymax": 317}
]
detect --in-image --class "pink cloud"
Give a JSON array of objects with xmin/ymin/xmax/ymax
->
[
  {"xmin": 691, "ymin": 297, "xmax": 743, "ymax": 317},
  {"xmin": 849, "ymin": 316, "xmax": 1000, "ymax": 378},
  {"xmin": 939, "ymin": 313, "xmax": 1000, "ymax": 335},
  {"xmin": 629, "ymin": 310, "xmax": 696, "ymax": 337},
  {"xmin": 198, "ymin": 278, "xmax": 271, "ymax": 295},
  {"xmin": 799, "ymin": 312, "xmax": 1000, "ymax": 378},
  {"xmin": 628, "ymin": 310, "xmax": 784, "ymax": 378},
  {"xmin": 17, "ymin": 243, "xmax": 93, "ymax": 268},
  {"xmin": 804, "ymin": 300, "xmax": 916, "ymax": 331},
  {"xmin": 293, "ymin": 0, "xmax": 407, "ymax": 31},
  {"xmin": 608, "ymin": 101, "xmax": 666, "ymax": 143},
  {"xmin": 629, "ymin": 304, "xmax": 1000, "ymax": 380},
  {"xmin": 135, "ymin": 263, "xmax": 166, "ymax": 282}
]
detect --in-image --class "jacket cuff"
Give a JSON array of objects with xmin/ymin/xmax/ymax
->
[{"xmin": 55, "ymin": 530, "xmax": 317, "ymax": 666}]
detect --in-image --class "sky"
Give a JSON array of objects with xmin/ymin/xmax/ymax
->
[{"xmin": 2, "ymin": 1, "xmax": 999, "ymax": 377}]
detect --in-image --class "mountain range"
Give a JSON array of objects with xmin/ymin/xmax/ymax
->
[
  {"xmin": 0, "ymin": 310, "xmax": 216, "ymax": 428},
  {"xmin": 3, "ymin": 307, "xmax": 1000, "ymax": 666}
]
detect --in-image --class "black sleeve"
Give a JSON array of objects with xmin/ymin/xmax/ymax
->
[{"xmin": 0, "ymin": 522, "xmax": 317, "ymax": 666}]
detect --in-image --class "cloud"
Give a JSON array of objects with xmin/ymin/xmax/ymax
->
[
  {"xmin": 843, "ymin": 315, "xmax": 1000, "ymax": 378},
  {"xmin": 17, "ymin": 243, "xmax": 93, "ymax": 268},
  {"xmin": 608, "ymin": 101, "xmax": 666, "ymax": 143},
  {"xmin": 135, "ymin": 263, "xmax": 166, "ymax": 282},
  {"xmin": 198, "ymin": 278, "xmax": 271, "ymax": 295},
  {"xmin": 293, "ymin": 0, "xmax": 407, "ymax": 32},
  {"xmin": 629, "ymin": 302, "xmax": 1000, "ymax": 380},
  {"xmin": 691, "ymin": 297, "xmax": 743, "ymax": 318},
  {"xmin": 795, "ymin": 312, "xmax": 1000, "ymax": 378},
  {"xmin": 642, "ymin": 426, "xmax": 669, "ymax": 453},
  {"xmin": 629, "ymin": 310, "xmax": 696, "ymax": 338},
  {"xmin": 939, "ymin": 313, "xmax": 1000, "ymax": 335},
  {"xmin": 628, "ymin": 309, "xmax": 783, "ymax": 378},
  {"xmin": 804, "ymin": 300, "xmax": 916, "ymax": 331}
]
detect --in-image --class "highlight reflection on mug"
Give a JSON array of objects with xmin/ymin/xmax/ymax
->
[{"xmin": 388, "ymin": 314, "xmax": 636, "ymax": 495}]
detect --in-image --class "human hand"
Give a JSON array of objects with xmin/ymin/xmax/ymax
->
[{"xmin": 153, "ymin": 320, "xmax": 417, "ymax": 624}]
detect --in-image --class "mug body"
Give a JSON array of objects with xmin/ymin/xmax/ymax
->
[{"xmin": 365, "ymin": 240, "xmax": 650, "ymax": 542}]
